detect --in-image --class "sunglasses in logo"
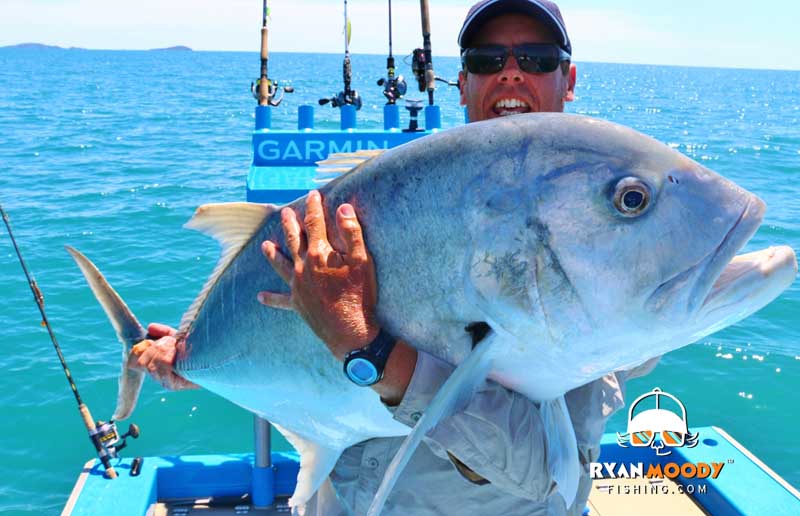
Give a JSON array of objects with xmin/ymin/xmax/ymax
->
[
  {"xmin": 461, "ymin": 44, "xmax": 571, "ymax": 75},
  {"xmin": 631, "ymin": 430, "xmax": 687, "ymax": 447}
]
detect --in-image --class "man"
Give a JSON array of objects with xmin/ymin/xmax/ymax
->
[{"xmin": 135, "ymin": 1, "xmax": 658, "ymax": 514}]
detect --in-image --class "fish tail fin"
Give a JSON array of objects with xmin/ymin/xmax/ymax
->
[
  {"xmin": 272, "ymin": 424, "xmax": 344, "ymax": 509},
  {"xmin": 540, "ymin": 396, "xmax": 580, "ymax": 509},
  {"xmin": 66, "ymin": 246, "xmax": 148, "ymax": 421},
  {"xmin": 367, "ymin": 332, "xmax": 498, "ymax": 516}
]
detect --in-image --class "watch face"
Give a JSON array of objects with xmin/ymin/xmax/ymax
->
[{"xmin": 346, "ymin": 357, "xmax": 379, "ymax": 386}]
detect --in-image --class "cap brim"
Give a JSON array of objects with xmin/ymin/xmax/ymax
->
[{"xmin": 458, "ymin": 0, "xmax": 570, "ymax": 54}]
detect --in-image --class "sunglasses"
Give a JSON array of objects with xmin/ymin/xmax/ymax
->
[
  {"xmin": 461, "ymin": 44, "xmax": 571, "ymax": 75},
  {"xmin": 631, "ymin": 430, "xmax": 686, "ymax": 447}
]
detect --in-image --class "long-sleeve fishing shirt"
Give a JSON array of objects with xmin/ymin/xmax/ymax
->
[{"xmin": 303, "ymin": 351, "xmax": 660, "ymax": 516}]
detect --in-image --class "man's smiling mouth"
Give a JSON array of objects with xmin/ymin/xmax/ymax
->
[{"xmin": 493, "ymin": 98, "xmax": 531, "ymax": 116}]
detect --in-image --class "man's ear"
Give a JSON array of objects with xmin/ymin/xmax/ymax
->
[
  {"xmin": 459, "ymin": 70, "xmax": 468, "ymax": 106},
  {"xmin": 563, "ymin": 63, "xmax": 576, "ymax": 102}
]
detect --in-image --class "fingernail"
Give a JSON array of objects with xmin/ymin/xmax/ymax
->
[
  {"xmin": 309, "ymin": 190, "xmax": 320, "ymax": 201},
  {"xmin": 340, "ymin": 204, "xmax": 355, "ymax": 218},
  {"xmin": 257, "ymin": 292, "xmax": 266, "ymax": 304}
]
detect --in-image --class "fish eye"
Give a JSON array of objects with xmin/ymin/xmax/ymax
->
[{"xmin": 613, "ymin": 177, "xmax": 651, "ymax": 217}]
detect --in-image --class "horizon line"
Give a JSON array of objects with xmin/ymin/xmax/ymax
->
[{"xmin": 3, "ymin": 43, "xmax": 799, "ymax": 73}]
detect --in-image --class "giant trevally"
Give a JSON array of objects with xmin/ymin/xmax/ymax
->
[{"xmin": 68, "ymin": 113, "xmax": 797, "ymax": 514}]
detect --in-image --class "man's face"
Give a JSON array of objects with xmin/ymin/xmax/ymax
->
[{"xmin": 459, "ymin": 13, "xmax": 577, "ymax": 121}]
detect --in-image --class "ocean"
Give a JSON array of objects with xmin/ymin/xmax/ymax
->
[{"xmin": 0, "ymin": 49, "xmax": 798, "ymax": 514}]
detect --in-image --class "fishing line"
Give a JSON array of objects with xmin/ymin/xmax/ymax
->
[{"xmin": 0, "ymin": 204, "xmax": 139, "ymax": 479}]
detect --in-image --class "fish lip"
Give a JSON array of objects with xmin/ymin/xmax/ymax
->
[
  {"xmin": 691, "ymin": 196, "xmax": 765, "ymax": 312},
  {"xmin": 645, "ymin": 196, "xmax": 764, "ymax": 314}
]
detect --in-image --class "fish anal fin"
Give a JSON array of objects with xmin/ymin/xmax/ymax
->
[{"xmin": 272, "ymin": 423, "xmax": 345, "ymax": 509}]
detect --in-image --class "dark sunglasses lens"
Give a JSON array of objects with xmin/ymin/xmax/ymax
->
[
  {"xmin": 514, "ymin": 45, "xmax": 562, "ymax": 73},
  {"xmin": 464, "ymin": 46, "xmax": 507, "ymax": 74}
]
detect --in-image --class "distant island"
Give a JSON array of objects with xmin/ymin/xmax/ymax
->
[
  {"xmin": 0, "ymin": 43, "xmax": 192, "ymax": 51},
  {"xmin": 1, "ymin": 42, "xmax": 86, "ymax": 50},
  {"xmin": 148, "ymin": 45, "xmax": 192, "ymax": 51}
]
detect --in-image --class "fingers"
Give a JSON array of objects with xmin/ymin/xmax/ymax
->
[
  {"xmin": 147, "ymin": 322, "xmax": 176, "ymax": 338},
  {"xmin": 304, "ymin": 190, "xmax": 330, "ymax": 257},
  {"xmin": 281, "ymin": 207, "xmax": 305, "ymax": 261},
  {"xmin": 257, "ymin": 291, "xmax": 293, "ymax": 310},
  {"xmin": 262, "ymin": 240, "xmax": 293, "ymax": 283},
  {"xmin": 337, "ymin": 203, "xmax": 369, "ymax": 263},
  {"xmin": 128, "ymin": 336, "xmax": 198, "ymax": 391}
]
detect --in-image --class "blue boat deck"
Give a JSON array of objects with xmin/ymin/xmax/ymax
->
[{"xmin": 62, "ymin": 426, "xmax": 800, "ymax": 515}]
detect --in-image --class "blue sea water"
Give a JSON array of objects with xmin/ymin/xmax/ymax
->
[{"xmin": 0, "ymin": 49, "xmax": 798, "ymax": 514}]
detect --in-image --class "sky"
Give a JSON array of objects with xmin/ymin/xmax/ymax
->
[{"xmin": 1, "ymin": 0, "xmax": 799, "ymax": 70}]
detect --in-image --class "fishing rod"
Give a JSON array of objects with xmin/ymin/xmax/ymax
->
[
  {"xmin": 251, "ymin": 0, "xmax": 293, "ymax": 106},
  {"xmin": 414, "ymin": 0, "xmax": 436, "ymax": 105},
  {"xmin": 0, "ymin": 204, "xmax": 140, "ymax": 479},
  {"xmin": 410, "ymin": 0, "xmax": 458, "ymax": 98},
  {"xmin": 376, "ymin": 0, "xmax": 407, "ymax": 104},
  {"xmin": 319, "ymin": 0, "xmax": 363, "ymax": 110}
]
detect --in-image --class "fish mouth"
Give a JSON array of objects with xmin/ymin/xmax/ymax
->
[
  {"xmin": 646, "ymin": 197, "xmax": 766, "ymax": 315},
  {"xmin": 653, "ymin": 194, "xmax": 796, "ymax": 327},
  {"xmin": 646, "ymin": 195, "xmax": 796, "ymax": 327},
  {"xmin": 690, "ymin": 196, "xmax": 765, "ymax": 313}
]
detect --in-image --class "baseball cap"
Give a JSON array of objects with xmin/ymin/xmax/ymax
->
[{"xmin": 458, "ymin": 0, "xmax": 572, "ymax": 55}]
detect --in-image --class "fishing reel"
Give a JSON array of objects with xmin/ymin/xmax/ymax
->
[
  {"xmin": 93, "ymin": 420, "xmax": 140, "ymax": 458},
  {"xmin": 410, "ymin": 48, "xmax": 459, "ymax": 90},
  {"xmin": 319, "ymin": 90, "xmax": 363, "ymax": 110},
  {"xmin": 377, "ymin": 56, "xmax": 407, "ymax": 104},
  {"xmin": 410, "ymin": 48, "xmax": 428, "ymax": 93},
  {"xmin": 251, "ymin": 78, "xmax": 295, "ymax": 107}
]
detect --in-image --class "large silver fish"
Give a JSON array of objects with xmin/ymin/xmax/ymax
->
[{"xmin": 68, "ymin": 113, "xmax": 796, "ymax": 513}]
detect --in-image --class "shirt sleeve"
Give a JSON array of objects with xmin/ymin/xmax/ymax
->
[{"xmin": 389, "ymin": 350, "xmax": 561, "ymax": 502}]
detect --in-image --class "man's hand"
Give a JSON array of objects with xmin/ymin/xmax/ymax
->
[
  {"xmin": 258, "ymin": 190, "xmax": 381, "ymax": 359},
  {"xmin": 258, "ymin": 190, "xmax": 416, "ymax": 405},
  {"xmin": 129, "ymin": 322, "xmax": 199, "ymax": 391}
]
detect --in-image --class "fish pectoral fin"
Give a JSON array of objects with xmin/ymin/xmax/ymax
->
[
  {"xmin": 314, "ymin": 149, "xmax": 386, "ymax": 185},
  {"xmin": 65, "ymin": 246, "xmax": 148, "ymax": 421},
  {"xmin": 540, "ymin": 396, "xmax": 580, "ymax": 509},
  {"xmin": 272, "ymin": 423, "xmax": 345, "ymax": 509},
  {"xmin": 366, "ymin": 332, "xmax": 499, "ymax": 516}
]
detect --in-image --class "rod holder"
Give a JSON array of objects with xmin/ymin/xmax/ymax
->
[
  {"xmin": 424, "ymin": 105, "xmax": 441, "ymax": 130},
  {"xmin": 255, "ymin": 105, "xmax": 272, "ymax": 130},
  {"xmin": 383, "ymin": 104, "xmax": 400, "ymax": 130},
  {"xmin": 341, "ymin": 104, "xmax": 357, "ymax": 130},
  {"xmin": 298, "ymin": 105, "xmax": 315, "ymax": 130}
]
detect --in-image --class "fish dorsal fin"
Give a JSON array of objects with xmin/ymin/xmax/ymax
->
[
  {"xmin": 314, "ymin": 149, "xmax": 386, "ymax": 185},
  {"xmin": 179, "ymin": 202, "xmax": 276, "ymax": 333}
]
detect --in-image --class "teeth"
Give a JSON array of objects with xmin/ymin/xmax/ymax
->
[{"xmin": 494, "ymin": 98, "xmax": 528, "ymax": 109}]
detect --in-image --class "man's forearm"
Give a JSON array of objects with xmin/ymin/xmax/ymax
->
[{"xmin": 372, "ymin": 339, "xmax": 417, "ymax": 405}]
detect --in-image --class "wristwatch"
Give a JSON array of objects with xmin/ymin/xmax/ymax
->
[{"xmin": 343, "ymin": 328, "xmax": 397, "ymax": 386}]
